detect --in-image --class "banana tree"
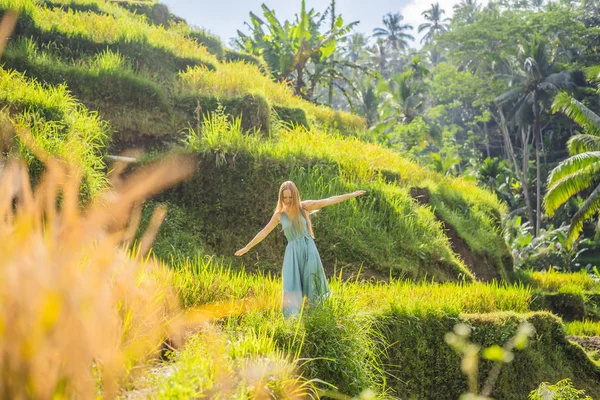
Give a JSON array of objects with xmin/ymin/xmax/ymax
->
[{"xmin": 236, "ymin": 1, "xmax": 359, "ymax": 101}]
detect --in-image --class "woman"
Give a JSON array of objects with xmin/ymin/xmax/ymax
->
[{"xmin": 235, "ymin": 181, "xmax": 365, "ymax": 318}]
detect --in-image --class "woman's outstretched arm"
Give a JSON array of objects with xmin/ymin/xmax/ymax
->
[
  {"xmin": 302, "ymin": 190, "xmax": 366, "ymax": 212},
  {"xmin": 235, "ymin": 212, "xmax": 281, "ymax": 256}
]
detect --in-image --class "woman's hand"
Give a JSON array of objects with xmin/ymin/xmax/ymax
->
[
  {"xmin": 235, "ymin": 247, "xmax": 249, "ymax": 256},
  {"xmin": 352, "ymin": 190, "xmax": 366, "ymax": 197}
]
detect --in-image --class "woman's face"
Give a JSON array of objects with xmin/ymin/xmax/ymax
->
[{"xmin": 282, "ymin": 189, "xmax": 292, "ymax": 206}]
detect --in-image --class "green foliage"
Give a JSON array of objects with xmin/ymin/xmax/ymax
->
[
  {"xmin": 565, "ymin": 320, "xmax": 600, "ymax": 337},
  {"xmin": 223, "ymin": 48, "xmax": 268, "ymax": 71},
  {"xmin": 516, "ymin": 269, "xmax": 600, "ymax": 293},
  {"xmin": 289, "ymin": 298, "xmax": 382, "ymax": 396},
  {"xmin": 547, "ymin": 89, "xmax": 600, "ymax": 246},
  {"xmin": 176, "ymin": 93, "xmax": 271, "ymax": 136},
  {"xmin": 529, "ymin": 378, "xmax": 593, "ymax": 400},
  {"xmin": 508, "ymin": 224, "xmax": 596, "ymax": 271},
  {"xmin": 235, "ymin": 1, "xmax": 360, "ymax": 101},
  {"xmin": 378, "ymin": 310, "xmax": 600, "ymax": 399},
  {"xmin": 3, "ymin": 39, "xmax": 168, "ymax": 109}
]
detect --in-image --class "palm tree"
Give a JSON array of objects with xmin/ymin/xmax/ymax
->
[
  {"xmin": 377, "ymin": 72, "xmax": 426, "ymax": 124},
  {"xmin": 344, "ymin": 32, "xmax": 368, "ymax": 63},
  {"xmin": 373, "ymin": 12, "xmax": 414, "ymax": 51},
  {"xmin": 367, "ymin": 38, "xmax": 388, "ymax": 77},
  {"xmin": 418, "ymin": 3, "xmax": 450, "ymax": 44},
  {"xmin": 496, "ymin": 34, "xmax": 572, "ymax": 235},
  {"xmin": 357, "ymin": 77, "xmax": 379, "ymax": 127},
  {"xmin": 453, "ymin": 0, "xmax": 480, "ymax": 24},
  {"xmin": 426, "ymin": 46, "xmax": 447, "ymax": 66},
  {"xmin": 406, "ymin": 56, "xmax": 430, "ymax": 80},
  {"xmin": 545, "ymin": 89, "xmax": 600, "ymax": 246}
]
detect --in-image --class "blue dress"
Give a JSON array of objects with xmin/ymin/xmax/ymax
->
[{"xmin": 280, "ymin": 212, "xmax": 330, "ymax": 318}]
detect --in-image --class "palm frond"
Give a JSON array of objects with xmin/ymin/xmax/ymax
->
[
  {"xmin": 568, "ymin": 134, "xmax": 600, "ymax": 154},
  {"xmin": 567, "ymin": 183, "xmax": 600, "ymax": 246},
  {"xmin": 546, "ymin": 151, "xmax": 600, "ymax": 186},
  {"xmin": 494, "ymin": 87, "xmax": 524, "ymax": 104},
  {"xmin": 544, "ymin": 166, "xmax": 600, "ymax": 215},
  {"xmin": 552, "ymin": 92, "xmax": 600, "ymax": 136},
  {"xmin": 543, "ymin": 71, "xmax": 572, "ymax": 89}
]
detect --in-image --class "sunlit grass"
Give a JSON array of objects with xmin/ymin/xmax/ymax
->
[
  {"xmin": 179, "ymin": 62, "xmax": 366, "ymax": 132},
  {"xmin": 521, "ymin": 269, "xmax": 600, "ymax": 293},
  {"xmin": 137, "ymin": 326, "xmax": 314, "ymax": 399},
  {"xmin": 0, "ymin": 67, "xmax": 108, "ymax": 195},
  {"xmin": 182, "ymin": 113, "xmax": 508, "ymax": 277},
  {"xmin": 170, "ymin": 255, "xmax": 531, "ymax": 315},
  {"xmin": 565, "ymin": 320, "xmax": 600, "ymax": 337},
  {"xmin": 0, "ymin": 141, "xmax": 196, "ymax": 397},
  {"xmin": 1, "ymin": 0, "xmax": 218, "ymax": 68}
]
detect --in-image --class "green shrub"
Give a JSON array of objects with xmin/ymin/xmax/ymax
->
[
  {"xmin": 273, "ymin": 105, "xmax": 310, "ymax": 129},
  {"xmin": 529, "ymin": 378, "xmax": 593, "ymax": 400}
]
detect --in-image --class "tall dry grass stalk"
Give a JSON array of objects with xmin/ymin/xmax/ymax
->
[{"xmin": 0, "ymin": 121, "xmax": 196, "ymax": 398}]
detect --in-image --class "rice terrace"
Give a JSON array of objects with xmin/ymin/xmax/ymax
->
[{"xmin": 1, "ymin": 0, "xmax": 600, "ymax": 398}]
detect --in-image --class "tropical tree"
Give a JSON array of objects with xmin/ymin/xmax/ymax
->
[
  {"xmin": 377, "ymin": 71, "xmax": 427, "ymax": 125},
  {"xmin": 545, "ymin": 86, "xmax": 600, "ymax": 246},
  {"xmin": 357, "ymin": 77, "xmax": 379, "ymax": 127},
  {"xmin": 418, "ymin": 3, "xmax": 450, "ymax": 44},
  {"xmin": 373, "ymin": 12, "xmax": 414, "ymax": 51},
  {"xmin": 453, "ymin": 0, "xmax": 481, "ymax": 24},
  {"xmin": 495, "ymin": 33, "xmax": 572, "ymax": 235},
  {"xmin": 367, "ymin": 38, "xmax": 389, "ymax": 77},
  {"xmin": 236, "ymin": 1, "xmax": 359, "ymax": 101},
  {"xmin": 344, "ymin": 32, "xmax": 368, "ymax": 63}
]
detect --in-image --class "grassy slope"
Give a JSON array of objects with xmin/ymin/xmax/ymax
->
[{"xmin": 0, "ymin": 0, "xmax": 513, "ymax": 281}]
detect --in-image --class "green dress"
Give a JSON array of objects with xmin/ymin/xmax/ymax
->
[{"xmin": 280, "ymin": 212, "xmax": 330, "ymax": 318}]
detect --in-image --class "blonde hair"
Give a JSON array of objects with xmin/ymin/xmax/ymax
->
[{"xmin": 275, "ymin": 181, "xmax": 314, "ymax": 237}]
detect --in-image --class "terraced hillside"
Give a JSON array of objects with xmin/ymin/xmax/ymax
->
[
  {"xmin": 0, "ymin": 0, "xmax": 513, "ymax": 282},
  {"xmin": 2, "ymin": 1, "xmax": 600, "ymax": 399}
]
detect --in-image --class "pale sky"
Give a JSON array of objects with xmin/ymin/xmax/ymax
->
[{"xmin": 160, "ymin": 0, "xmax": 482, "ymax": 48}]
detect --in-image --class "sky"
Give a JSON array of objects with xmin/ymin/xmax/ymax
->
[{"xmin": 160, "ymin": 0, "xmax": 476, "ymax": 48}]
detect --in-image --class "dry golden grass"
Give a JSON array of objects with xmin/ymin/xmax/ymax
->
[{"xmin": 0, "ymin": 134, "xmax": 197, "ymax": 398}]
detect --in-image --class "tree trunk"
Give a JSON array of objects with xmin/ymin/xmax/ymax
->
[
  {"xmin": 494, "ymin": 105, "xmax": 535, "ymax": 227},
  {"xmin": 484, "ymin": 123, "xmax": 490, "ymax": 159},
  {"xmin": 328, "ymin": 0, "xmax": 336, "ymax": 106},
  {"xmin": 534, "ymin": 104, "xmax": 542, "ymax": 236},
  {"xmin": 521, "ymin": 125, "xmax": 535, "ymax": 230},
  {"xmin": 495, "ymin": 106, "xmax": 519, "ymax": 177}
]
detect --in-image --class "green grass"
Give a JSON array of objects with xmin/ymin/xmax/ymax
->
[
  {"xmin": 0, "ymin": 67, "xmax": 108, "ymax": 195},
  {"xmin": 3, "ymin": 0, "xmax": 218, "ymax": 73},
  {"xmin": 169, "ymin": 255, "xmax": 530, "ymax": 314},
  {"xmin": 566, "ymin": 320, "xmax": 600, "ymax": 337},
  {"xmin": 137, "ymin": 327, "xmax": 313, "ymax": 399},
  {"xmin": 518, "ymin": 269, "xmax": 600, "ymax": 293},
  {"xmin": 179, "ymin": 62, "xmax": 366, "ymax": 133},
  {"xmin": 123, "ymin": 256, "xmax": 600, "ymax": 399},
  {"xmin": 157, "ymin": 112, "xmax": 511, "ymax": 280}
]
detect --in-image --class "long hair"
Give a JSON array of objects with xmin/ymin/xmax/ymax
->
[{"xmin": 275, "ymin": 181, "xmax": 315, "ymax": 237}]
